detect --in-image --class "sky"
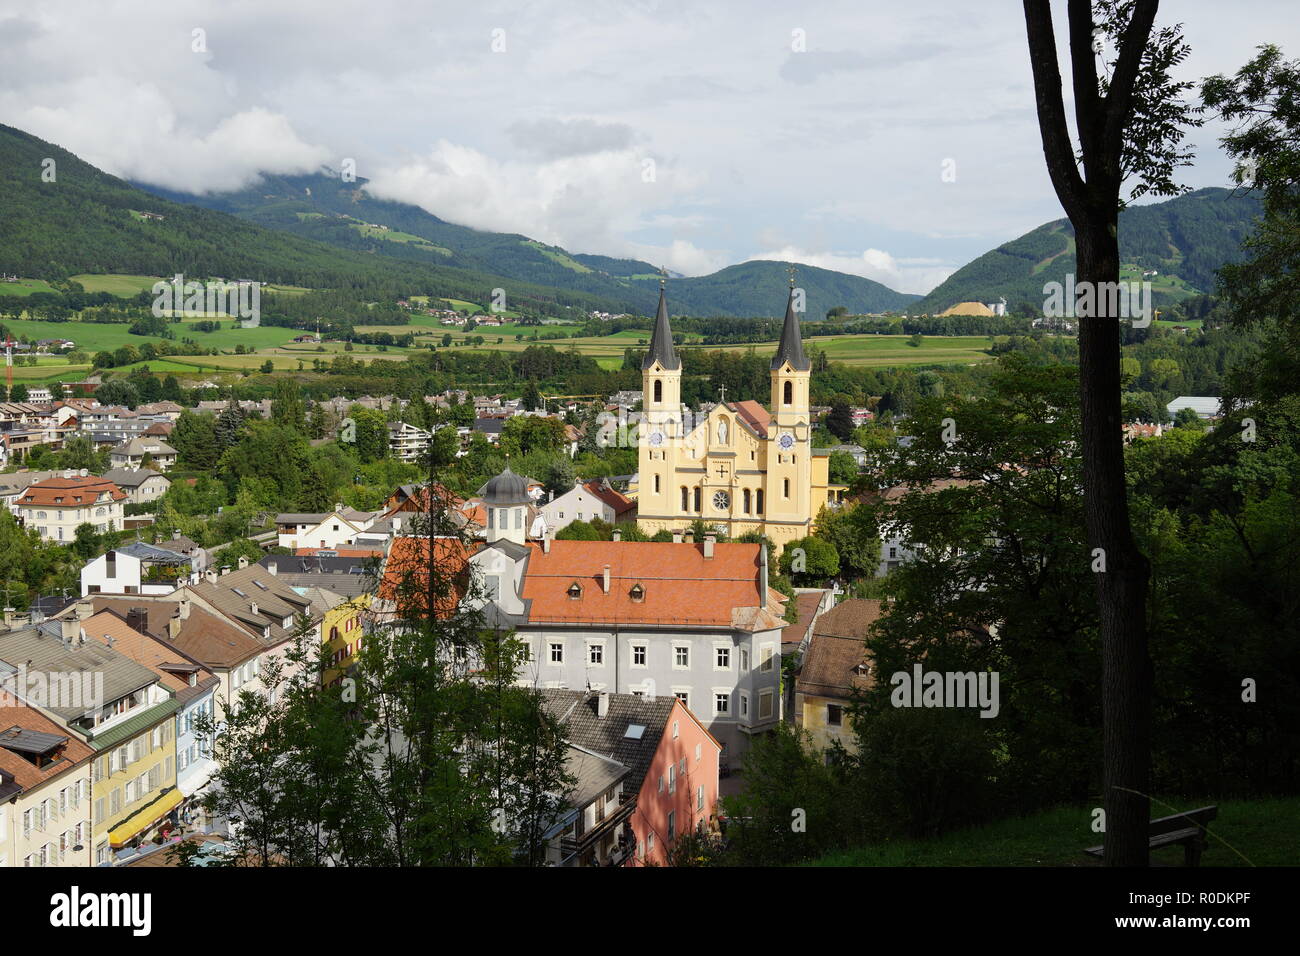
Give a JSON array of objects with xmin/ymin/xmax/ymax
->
[{"xmin": 1, "ymin": 0, "xmax": 1295, "ymax": 295}]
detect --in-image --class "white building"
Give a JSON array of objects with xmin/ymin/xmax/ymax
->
[
  {"xmin": 81, "ymin": 541, "xmax": 200, "ymax": 597},
  {"xmin": 15, "ymin": 476, "xmax": 126, "ymax": 542},
  {"xmin": 274, "ymin": 506, "xmax": 378, "ymax": 551}
]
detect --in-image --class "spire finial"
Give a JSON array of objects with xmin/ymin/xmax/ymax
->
[
  {"xmin": 659, "ymin": 265, "xmax": 668, "ymax": 290},
  {"xmin": 788, "ymin": 263, "xmax": 797, "ymax": 288}
]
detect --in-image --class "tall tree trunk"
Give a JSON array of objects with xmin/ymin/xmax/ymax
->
[
  {"xmin": 1075, "ymin": 215, "xmax": 1152, "ymax": 866},
  {"xmin": 1023, "ymin": 0, "xmax": 1157, "ymax": 866}
]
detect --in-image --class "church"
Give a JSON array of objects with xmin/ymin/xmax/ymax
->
[{"xmin": 635, "ymin": 282, "xmax": 841, "ymax": 545}]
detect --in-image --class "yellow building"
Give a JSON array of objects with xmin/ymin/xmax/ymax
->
[
  {"xmin": 88, "ymin": 702, "xmax": 180, "ymax": 864},
  {"xmin": 322, "ymin": 593, "xmax": 371, "ymax": 686},
  {"xmin": 793, "ymin": 599, "xmax": 881, "ymax": 754},
  {"xmin": 636, "ymin": 283, "xmax": 842, "ymax": 545}
]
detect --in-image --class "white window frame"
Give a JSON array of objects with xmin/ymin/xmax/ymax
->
[
  {"xmin": 672, "ymin": 642, "xmax": 690, "ymax": 670},
  {"xmin": 586, "ymin": 640, "xmax": 606, "ymax": 667},
  {"xmin": 713, "ymin": 688, "xmax": 731, "ymax": 717},
  {"xmin": 630, "ymin": 642, "xmax": 647, "ymax": 668},
  {"xmin": 548, "ymin": 642, "xmax": 564, "ymax": 665},
  {"xmin": 713, "ymin": 644, "xmax": 731, "ymax": 670}
]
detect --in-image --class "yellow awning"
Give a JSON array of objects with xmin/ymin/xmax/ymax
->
[{"xmin": 108, "ymin": 788, "xmax": 183, "ymax": 847}]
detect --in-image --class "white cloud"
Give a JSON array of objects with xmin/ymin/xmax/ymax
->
[{"xmin": 746, "ymin": 246, "xmax": 955, "ymax": 296}]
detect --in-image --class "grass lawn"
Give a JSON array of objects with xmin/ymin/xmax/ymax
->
[
  {"xmin": 0, "ymin": 278, "xmax": 60, "ymax": 297},
  {"xmin": 69, "ymin": 273, "xmax": 162, "ymax": 296},
  {"xmin": 808, "ymin": 796, "xmax": 1299, "ymax": 867}
]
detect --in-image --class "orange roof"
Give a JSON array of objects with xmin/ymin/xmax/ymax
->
[
  {"xmin": 18, "ymin": 476, "xmax": 126, "ymax": 507},
  {"xmin": 0, "ymin": 703, "xmax": 94, "ymax": 791},
  {"xmin": 295, "ymin": 546, "xmax": 385, "ymax": 558},
  {"xmin": 581, "ymin": 480, "xmax": 636, "ymax": 517},
  {"xmin": 521, "ymin": 540, "xmax": 777, "ymax": 627},
  {"xmin": 377, "ymin": 536, "xmax": 472, "ymax": 619},
  {"xmin": 80, "ymin": 610, "xmax": 214, "ymax": 694},
  {"xmin": 731, "ymin": 400, "xmax": 771, "ymax": 438}
]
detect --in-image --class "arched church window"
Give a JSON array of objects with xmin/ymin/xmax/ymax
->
[
  {"xmin": 654, "ymin": 379, "xmax": 663, "ymax": 404},
  {"xmin": 783, "ymin": 381, "xmax": 793, "ymax": 406}
]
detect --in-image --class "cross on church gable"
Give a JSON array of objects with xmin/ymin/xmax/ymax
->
[{"xmin": 715, "ymin": 462, "xmax": 728, "ymax": 479}]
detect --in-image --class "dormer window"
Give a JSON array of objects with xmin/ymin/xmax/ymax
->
[
  {"xmin": 567, "ymin": 582, "xmax": 583, "ymax": 600},
  {"xmin": 629, "ymin": 583, "xmax": 645, "ymax": 602}
]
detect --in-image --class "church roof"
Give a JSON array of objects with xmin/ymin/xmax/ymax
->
[
  {"xmin": 771, "ymin": 286, "xmax": 811, "ymax": 371},
  {"xmin": 730, "ymin": 400, "xmax": 771, "ymax": 438},
  {"xmin": 641, "ymin": 287, "xmax": 681, "ymax": 371},
  {"xmin": 478, "ymin": 466, "xmax": 533, "ymax": 506}
]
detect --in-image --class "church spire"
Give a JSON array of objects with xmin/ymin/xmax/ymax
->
[
  {"xmin": 772, "ymin": 273, "xmax": 810, "ymax": 371},
  {"xmin": 642, "ymin": 270, "xmax": 680, "ymax": 370}
]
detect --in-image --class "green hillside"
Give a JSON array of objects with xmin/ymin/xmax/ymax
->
[
  {"xmin": 914, "ymin": 188, "xmax": 1262, "ymax": 314},
  {"xmin": 0, "ymin": 125, "xmax": 639, "ymax": 319},
  {"xmin": 135, "ymin": 168, "xmax": 919, "ymax": 319}
]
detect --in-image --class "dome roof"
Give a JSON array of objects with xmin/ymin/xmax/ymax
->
[{"xmin": 479, "ymin": 465, "xmax": 532, "ymax": 506}]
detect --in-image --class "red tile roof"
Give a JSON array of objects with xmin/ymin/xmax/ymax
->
[
  {"xmin": 18, "ymin": 476, "xmax": 126, "ymax": 507},
  {"xmin": 731, "ymin": 400, "xmax": 771, "ymax": 439},
  {"xmin": 377, "ymin": 537, "xmax": 471, "ymax": 619},
  {"xmin": 580, "ymin": 480, "xmax": 636, "ymax": 518},
  {"xmin": 521, "ymin": 540, "xmax": 780, "ymax": 628}
]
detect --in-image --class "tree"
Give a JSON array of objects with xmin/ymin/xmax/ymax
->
[
  {"xmin": 58, "ymin": 435, "xmax": 106, "ymax": 472},
  {"xmin": 541, "ymin": 457, "xmax": 576, "ymax": 497},
  {"xmin": 95, "ymin": 379, "xmax": 139, "ymax": 409},
  {"xmin": 1022, "ymin": 0, "xmax": 1201, "ymax": 866},
  {"xmin": 522, "ymin": 381, "xmax": 543, "ymax": 411},
  {"xmin": 825, "ymin": 402, "xmax": 855, "ymax": 442},
  {"xmin": 9, "ymin": 384, "xmax": 27, "ymax": 402},
  {"xmin": 1203, "ymin": 45, "xmax": 1300, "ymax": 401},
  {"xmin": 271, "ymin": 378, "xmax": 307, "ymax": 434},
  {"xmin": 779, "ymin": 536, "xmax": 839, "ymax": 585},
  {"xmin": 348, "ymin": 406, "xmax": 389, "ymax": 464},
  {"xmin": 173, "ymin": 409, "xmax": 221, "ymax": 470},
  {"xmin": 827, "ymin": 450, "xmax": 859, "ymax": 486}
]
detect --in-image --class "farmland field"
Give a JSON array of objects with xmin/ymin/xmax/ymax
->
[
  {"xmin": 0, "ymin": 278, "xmax": 59, "ymax": 297},
  {"xmin": 70, "ymin": 273, "xmax": 161, "ymax": 296}
]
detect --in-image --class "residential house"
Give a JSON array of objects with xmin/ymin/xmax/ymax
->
[
  {"xmin": 16, "ymin": 476, "xmax": 127, "ymax": 542},
  {"xmin": 540, "ymin": 689, "xmax": 721, "ymax": 866},
  {"xmin": 76, "ymin": 610, "xmax": 219, "ymax": 831},
  {"xmin": 387, "ymin": 421, "xmax": 431, "ymax": 462},
  {"xmin": 539, "ymin": 479, "xmax": 636, "ymax": 535},
  {"xmin": 80, "ymin": 541, "xmax": 200, "ymax": 597},
  {"xmin": 102, "ymin": 467, "xmax": 171, "ymax": 506},
  {"xmin": 450, "ymin": 469, "xmax": 787, "ymax": 759},
  {"xmin": 109, "ymin": 437, "xmax": 177, "ymax": 470},
  {"xmin": 793, "ymin": 599, "xmax": 882, "ymax": 755},
  {"xmin": 275, "ymin": 505, "xmax": 378, "ymax": 551},
  {"xmin": 0, "ymin": 620, "xmax": 180, "ymax": 864},
  {"xmin": 0, "ymin": 704, "xmax": 95, "ymax": 867}
]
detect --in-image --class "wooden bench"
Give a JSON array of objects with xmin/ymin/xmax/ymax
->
[{"xmin": 1085, "ymin": 805, "xmax": 1217, "ymax": 866}]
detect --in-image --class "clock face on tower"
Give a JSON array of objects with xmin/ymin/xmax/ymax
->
[
  {"xmin": 648, "ymin": 430, "xmax": 665, "ymax": 447},
  {"xmin": 778, "ymin": 432, "xmax": 795, "ymax": 450},
  {"xmin": 713, "ymin": 490, "xmax": 731, "ymax": 510}
]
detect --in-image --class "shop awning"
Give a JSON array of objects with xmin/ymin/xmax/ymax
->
[{"xmin": 108, "ymin": 787, "xmax": 183, "ymax": 848}]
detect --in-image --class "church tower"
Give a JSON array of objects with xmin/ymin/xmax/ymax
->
[
  {"xmin": 766, "ymin": 281, "xmax": 812, "ymax": 532},
  {"xmin": 639, "ymin": 281, "xmax": 681, "ymax": 522}
]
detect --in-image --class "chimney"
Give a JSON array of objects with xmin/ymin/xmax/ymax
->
[
  {"xmin": 672, "ymin": 532, "xmax": 683, "ymax": 544},
  {"xmin": 237, "ymin": 555, "xmax": 249, "ymax": 570},
  {"xmin": 703, "ymin": 534, "xmax": 715, "ymax": 559},
  {"xmin": 683, "ymin": 530, "xmax": 694, "ymax": 545},
  {"xmin": 250, "ymin": 601, "xmax": 258, "ymax": 616},
  {"xmin": 597, "ymin": 691, "xmax": 610, "ymax": 719},
  {"xmin": 601, "ymin": 565, "xmax": 610, "ymax": 594},
  {"xmin": 74, "ymin": 601, "xmax": 93, "ymax": 621},
  {"xmin": 759, "ymin": 537, "xmax": 770, "ymax": 604},
  {"xmin": 60, "ymin": 618, "xmax": 79, "ymax": 644},
  {"xmin": 178, "ymin": 596, "xmax": 191, "ymax": 620},
  {"xmin": 267, "ymin": 561, "xmax": 277, "ymax": 576},
  {"xmin": 334, "ymin": 502, "xmax": 343, "ymax": 514},
  {"xmin": 173, "ymin": 529, "xmax": 181, "ymax": 541},
  {"xmin": 220, "ymin": 565, "xmax": 231, "ymax": 576},
  {"xmin": 542, "ymin": 537, "xmax": 551, "ymax": 554},
  {"xmin": 611, "ymin": 528, "xmax": 621, "ymax": 542},
  {"xmin": 204, "ymin": 569, "xmax": 218, "ymax": 585}
]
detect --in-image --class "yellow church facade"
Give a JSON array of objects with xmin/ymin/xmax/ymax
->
[{"xmin": 635, "ymin": 286, "xmax": 840, "ymax": 546}]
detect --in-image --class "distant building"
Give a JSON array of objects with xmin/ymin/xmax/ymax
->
[
  {"xmin": 81, "ymin": 541, "xmax": 200, "ymax": 597},
  {"xmin": 102, "ymin": 467, "xmax": 171, "ymax": 506},
  {"xmin": 794, "ymin": 599, "xmax": 883, "ymax": 755},
  {"xmin": 16, "ymin": 476, "xmax": 127, "ymax": 542},
  {"xmin": 109, "ymin": 437, "xmax": 177, "ymax": 470},
  {"xmin": 1166, "ymin": 396, "xmax": 1223, "ymax": 420}
]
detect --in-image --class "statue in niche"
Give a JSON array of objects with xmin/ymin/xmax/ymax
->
[{"xmin": 717, "ymin": 418, "xmax": 728, "ymax": 445}]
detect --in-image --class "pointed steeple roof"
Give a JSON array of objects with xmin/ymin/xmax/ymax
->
[
  {"xmin": 642, "ymin": 285, "xmax": 680, "ymax": 371},
  {"xmin": 772, "ymin": 285, "xmax": 810, "ymax": 371}
]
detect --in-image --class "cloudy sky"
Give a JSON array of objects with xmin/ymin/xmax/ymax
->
[{"xmin": 2, "ymin": 1, "xmax": 1295, "ymax": 294}]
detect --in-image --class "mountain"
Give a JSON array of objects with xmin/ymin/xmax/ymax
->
[
  {"xmin": 0, "ymin": 125, "xmax": 641, "ymax": 317},
  {"xmin": 913, "ymin": 188, "xmax": 1262, "ymax": 314},
  {"xmin": 134, "ymin": 168, "xmax": 919, "ymax": 318}
]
